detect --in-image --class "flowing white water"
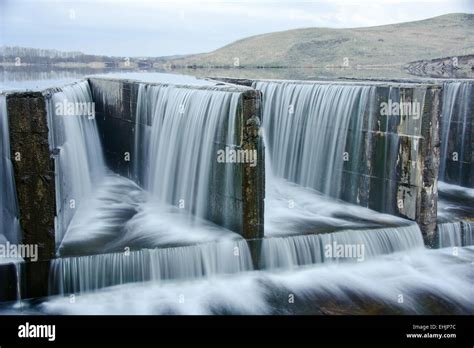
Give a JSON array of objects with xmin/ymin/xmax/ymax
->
[
  {"xmin": 46, "ymin": 81, "xmax": 106, "ymax": 247},
  {"xmin": 42, "ymin": 78, "xmax": 468, "ymax": 307},
  {"xmin": 49, "ymin": 239, "xmax": 253, "ymax": 294},
  {"xmin": 3, "ymin": 75, "xmax": 473, "ymax": 315},
  {"xmin": 261, "ymin": 224, "xmax": 424, "ymax": 269},
  {"xmin": 465, "ymin": 224, "xmax": 474, "ymax": 246},
  {"xmin": 55, "ymin": 78, "xmax": 422, "ymax": 294},
  {"xmin": 41, "ymin": 247, "xmax": 474, "ymax": 315},
  {"xmin": 437, "ymin": 82, "xmax": 473, "ymax": 249},
  {"xmin": 0, "ymin": 95, "xmax": 22, "ymax": 305},
  {"xmin": 144, "ymin": 84, "xmax": 241, "ymax": 221},
  {"xmin": 438, "ymin": 181, "xmax": 474, "ymax": 201},
  {"xmin": 50, "ymin": 81, "xmax": 248, "ymax": 291},
  {"xmin": 56, "ymin": 81, "xmax": 245, "ymax": 255},
  {"xmin": 255, "ymin": 80, "xmax": 376, "ymax": 198},
  {"xmin": 439, "ymin": 81, "xmax": 471, "ymax": 184},
  {"xmin": 257, "ymin": 80, "xmax": 423, "ymax": 270},
  {"xmin": 437, "ymin": 222, "xmax": 474, "ymax": 248},
  {"xmin": 0, "ymin": 95, "xmax": 21, "ymax": 249},
  {"xmin": 264, "ymin": 175, "xmax": 411, "ymax": 237},
  {"xmin": 438, "ymin": 222, "xmax": 462, "ymax": 247}
]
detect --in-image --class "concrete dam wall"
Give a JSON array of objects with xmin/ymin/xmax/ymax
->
[{"xmin": 5, "ymin": 92, "xmax": 56, "ymax": 262}]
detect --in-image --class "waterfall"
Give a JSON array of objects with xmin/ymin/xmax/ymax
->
[
  {"xmin": 256, "ymin": 80, "xmax": 427, "ymax": 268},
  {"xmin": 255, "ymin": 80, "xmax": 375, "ymax": 198},
  {"xmin": 437, "ymin": 221, "xmax": 473, "ymax": 248},
  {"xmin": 45, "ymin": 81, "xmax": 106, "ymax": 246},
  {"xmin": 49, "ymin": 239, "xmax": 253, "ymax": 294},
  {"xmin": 140, "ymin": 84, "xmax": 241, "ymax": 224},
  {"xmin": 439, "ymin": 81, "xmax": 471, "ymax": 184},
  {"xmin": 0, "ymin": 95, "xmax": 22, "ymax": 304},
  {"xmin": 41, "ymin": 245, "xmax": 474, "ymax": 315},
  {"xmin": 261, "ymin": 224, "xmax": 424, "ymax": 269},
  {"xmin": 48, "ymin": 80, "xmax": 247, "ymax": 292},
  {"xmin": 133, "ymin": 84, "xmax": 149, "ymax": 186},
  {"xmin": 52, "ymin": 216, "xmax": 426, "ymax": 294},
  {"xmin": 0, "ymin": 95, "xmax": 21, "ymax": 247}
]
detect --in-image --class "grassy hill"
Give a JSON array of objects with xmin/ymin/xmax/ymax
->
[{"xmin": 170, "ymin": 13, "xmax": 474, "ymax": 68}]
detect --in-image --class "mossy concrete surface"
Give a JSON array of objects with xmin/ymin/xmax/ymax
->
[{"xmin": 6, "ymin": 92, "xmax": 56, "ymax": 261}]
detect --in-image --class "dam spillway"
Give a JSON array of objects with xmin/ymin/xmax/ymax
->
[
  {"xmin": 45, "ymin": 81, "xmax": 107, "ymax": 247},
  {"xmin": 88, "ymin": 77, "xmax": 264, "ymax": 240},
  {"xmin": 439, "ymin": 81, "xmax": 473, "ymax": 187},
  {"xmin": 0, "ymin": 74, "xmax": 473, "ymax": 304},
  {"xmin": 224, "ymin": 78, "xmax": 443, "ymax": 242}
]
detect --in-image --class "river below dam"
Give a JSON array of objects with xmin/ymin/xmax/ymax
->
[{"xmin": 0, "ymin": 245, "xmax": 472, "ymax": 315}]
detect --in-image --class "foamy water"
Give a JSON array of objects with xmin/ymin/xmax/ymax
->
[{"xmin": 39, "ymin": 247, "xmax": 474, "ymax": 315}]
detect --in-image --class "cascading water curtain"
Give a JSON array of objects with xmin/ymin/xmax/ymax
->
[
  {"xmin": 139, "ymin": 84, "xmax": 241, "ymax": 225},
  {"xmin": 439, "ymin": 81, "xmax": 471, "ymax": 185},
  {"xmin": 0, "ymin": 95, "xmax": 21, "ymax": 246},
  {"xmin": 49, "ymin": 239, "xmax": 254, "ymax": 294},
  {"xmin": 45, "ymin": 81, "xmax": 106, "ymax": 247},
  {"xmin": 261, "ymin": 224, "xmax": 424, "ymax": 269},
  {"xmin": 255, "ymin": 81, "xmax": 375, "ymax": 198}
]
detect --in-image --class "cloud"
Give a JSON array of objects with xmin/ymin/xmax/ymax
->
[{"xmin": 1, "ymin": 0, "xmax": 471, "ymax": 56}]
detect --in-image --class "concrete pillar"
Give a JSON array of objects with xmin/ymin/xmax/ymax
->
[
  {"xmin": 240, "ymin": 90, "xmax": 265, "ymax": 267},
  {"xmin": 240, "ymin": 90, "xmax": 265, "ymax": 241},
  {"xmin": 6, "ymin": 92, "xmax": 56, "ymax": 261},
  {"xmin": 5, "ymin": 92, "xmax": 57, "ymax": 300},
  {"xmin": 418, "ymin": 86, "xmax": 442, "ymax": 245}
]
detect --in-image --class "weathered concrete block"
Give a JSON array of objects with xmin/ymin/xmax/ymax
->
[
  {"xmin": 241, "ymin": 90, "xmax": 265, "ymax": 241},
  {"xmin": 343, "ymin": 84, "xmax": 441, "ymax": 242},
  {"xmin": 87, "ymin": 79, "xmax": 140, "ymax": 179},
  {"xmin": 6, "ymin": 93, "xmax": 56, "ymax": 261}
]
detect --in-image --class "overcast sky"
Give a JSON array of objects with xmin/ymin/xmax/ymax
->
[{"xmin": 0, "ymin": 0, "xmax": 472, "ymax": 57}]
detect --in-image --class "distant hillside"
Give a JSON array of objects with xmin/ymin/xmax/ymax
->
[
  {"xmin": 1, "ymin": 46, "xmax": 107, "ymax": 64},
  {"xmin": 169, "ymin": 13, "xmax": 474, "ymax": 68},
  {"xmin": 0, "ymin": 46, "xmax": 168, "ymax": 68}
]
